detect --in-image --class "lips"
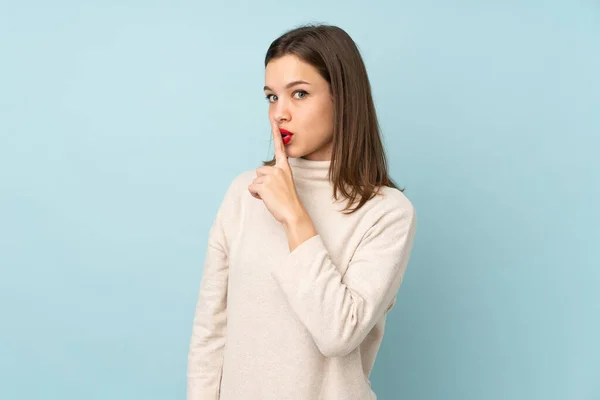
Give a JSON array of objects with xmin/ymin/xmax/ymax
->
[
  {"xmin": 280, "ymin": 128, "xmax": 294, "ymax": 138},
  {"xmin": 280, "ymin": 128, "xmax": 293, "ymax": 145}
]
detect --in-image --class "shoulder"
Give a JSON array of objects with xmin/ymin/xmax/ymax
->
[
  {"xmin": 349, "ymin": 186, "xmax": 417, "ymax": 266},
  {"xmin": 222, "ymin": 169, "xmax": 257, "ymax": 197},
  {"xmin": 350, "ymin": 186, "xmax": 418, "ymax": 245},
  {"xmin": 368, "ymin": 186, "xmax": 417, "ymax": 224},
  {"xmin": 225, "ymin": 169, "xmax": 257, "ymax": 199},
  {"xmin": 379, "ymin": 186, "xmax": 415, "ymax": 214}
]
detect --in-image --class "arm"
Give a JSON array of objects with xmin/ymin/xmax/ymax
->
[
  {"xmin": 270, "ymin": 205, "xmax": 417, "ymax": 358},
  {"xmin": 187, "ymin": 181, "xmax": 238, "ymax": 399}
]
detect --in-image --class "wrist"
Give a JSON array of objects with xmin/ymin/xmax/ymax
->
[
  {"xmin": 283, "ymin": 204, "xmax": 310, "ymax": 228},
  {"xmin": 282, "ymin": 208, "xmax": 317, "ymax": 252}
]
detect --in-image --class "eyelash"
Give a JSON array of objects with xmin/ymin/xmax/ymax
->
[{"xmin": 265, "ymin": 90, "xmax": 308, "ymax": 103}]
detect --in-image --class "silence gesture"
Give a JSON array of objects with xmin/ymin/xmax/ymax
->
[{"xmin": 248, "ymin": 119, "xmax": 305, "ymax": 225}]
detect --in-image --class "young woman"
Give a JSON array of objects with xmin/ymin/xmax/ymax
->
[{"xmin": 187, "ymin": 24, "xmax": 417, "ymax": 400}]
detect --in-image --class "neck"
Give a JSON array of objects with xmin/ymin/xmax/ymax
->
[{"xmin": 288, "ymin": 157, "xmax": 331, "ymax": 182}]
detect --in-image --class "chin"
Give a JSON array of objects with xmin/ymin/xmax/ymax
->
[{"xmin": 284, "ymin": 145, "xmax": 299, "ymax": 158}]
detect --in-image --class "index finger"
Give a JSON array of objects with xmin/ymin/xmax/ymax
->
[{"xmin": 271, "ymin": 118, "xmax": 288, "ymax": 167}]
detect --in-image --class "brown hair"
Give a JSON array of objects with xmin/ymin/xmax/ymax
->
[{"xmin": 261, "ymin": 23, "xmax": 404, "ymax": 214}]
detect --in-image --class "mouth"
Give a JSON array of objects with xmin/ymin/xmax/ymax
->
[
  {"xmin": 280, "ymin": 128, "xmax": 294, "ymax": 145},
  {"xmin": 280, "ymin": 128, "xmax": 294, "ymax": 137}
]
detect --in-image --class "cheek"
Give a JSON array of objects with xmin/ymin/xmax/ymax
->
[
  {"xmin": 305, "ymin": 99, "xmax": 332, "ymax": 125},
  {"xmin": 315, "ymin": 99, "xmax": 334, "ymax": 130},
  {"xmin": 305, "ymin": 108, "xmax": 333, "ymax": 140}
]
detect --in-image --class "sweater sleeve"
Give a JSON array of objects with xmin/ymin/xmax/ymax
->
[
  {"xmin": 187, "ymin": 179, "xmax": 239, "ymax": 400},
  {"xmin": 269, "ymin": 204, "xmax": 417, "ymax": 358}
]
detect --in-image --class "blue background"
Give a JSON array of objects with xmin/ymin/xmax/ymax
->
[{"xmin": 1, "ymin": 1, "xmax": 598, "ymax": 399}]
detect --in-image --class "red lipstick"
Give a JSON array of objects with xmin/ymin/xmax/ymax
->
[{"xmin": 280, "ymin": 128, "xmax": 294, "ymax": 145}]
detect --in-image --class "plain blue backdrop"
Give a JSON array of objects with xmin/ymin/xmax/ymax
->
[{"xmin": 1, "ymin": 1, "xmax": 598, "ymax": 399}]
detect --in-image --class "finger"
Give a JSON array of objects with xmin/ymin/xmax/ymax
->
[
  {"xmin": 255, "ymin": 166, "xmax": 272, "ymax": 177},
  {"xmin": 271, "ymin": 118, "xmax": 288, "ymax": 169},
  {"xmin": 248, "ymin": 183, "xmax": 262, "ymax": 200}
]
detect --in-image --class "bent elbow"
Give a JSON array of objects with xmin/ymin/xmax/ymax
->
[{"xmin": 315, "ymin": 336, "xmax": 360, "ymax": 358}]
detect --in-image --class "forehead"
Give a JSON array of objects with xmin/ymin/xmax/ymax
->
[{"xmin": 264, "ymin": 54, "xmax": 324, "ymax": 87}]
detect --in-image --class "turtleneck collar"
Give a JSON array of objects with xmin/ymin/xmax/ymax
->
[{"xmin": 288, "ymin": 157, "xmax": 331, "ymax": 182}]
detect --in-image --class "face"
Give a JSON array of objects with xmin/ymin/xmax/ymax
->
[{"xmin": 264, "ymin": 54, "xmax": 334, "ymax": 161}]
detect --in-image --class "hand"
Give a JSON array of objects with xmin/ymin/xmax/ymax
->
[{"xmin": 248, "ymin": 118, "xmax": 305, "ymax": 224}]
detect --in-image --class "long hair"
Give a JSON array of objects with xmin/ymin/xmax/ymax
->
[{"xmin": 261, "ymin": 23, "xmax": 404, "ymax": 215}]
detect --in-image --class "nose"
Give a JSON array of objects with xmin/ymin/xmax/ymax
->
[{"xmin": 273, "ymin": 101, "xmax": 291, "ymax": 125}]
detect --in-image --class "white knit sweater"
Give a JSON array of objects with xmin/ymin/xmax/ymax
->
[{"xmin": 187, "ymin": 156, "xmax": 417, "ymax": 400}]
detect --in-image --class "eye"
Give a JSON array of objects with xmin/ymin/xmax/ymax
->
[
  {"xmin": 265, "ymin": 94, "xmax": 277, "ymax": 103},
  {"xmin": 293, "ymin": 90, "xmax": 308, "ymax": 99}
]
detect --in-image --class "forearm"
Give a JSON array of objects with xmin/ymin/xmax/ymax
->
[
  {"xmin": 271, "ymin": 207, "xmax": 417, "ymax": 357},
  {"xmin": 187, "ymin": 225, "xmax": 229, "ymax": 399},
  {"xmin": 282, "ymin": 208, "xmax": 318, "ymax": 253}
]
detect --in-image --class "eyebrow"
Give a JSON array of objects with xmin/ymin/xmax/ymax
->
[{"xmin": 263, "ymin": 80, "xmax": 310, "ymax": 92}]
